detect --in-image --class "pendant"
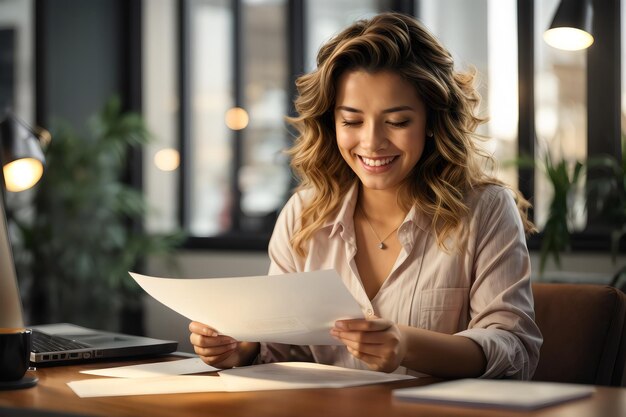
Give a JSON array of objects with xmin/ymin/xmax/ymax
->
[{"xmin": 378, "ymin": 242, "xmax": 386, "ymax": 250}]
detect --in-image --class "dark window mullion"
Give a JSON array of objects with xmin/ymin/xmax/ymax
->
[
  {"xmin": 287, "ymin": 0, "xmax": 305, "ymax": 193},
  {"xmin": 287, "ymin": 0, "xmax": 305, "ymax": 117},
  {"xmin": 178, "ymin": 0, "xmax": 191, "ymax": 231},
  {"xmin": 517, "ymin": 0, "xmax": 535, "ymax": 214},
  {"xmin": 587, "ymin": 0, "xmax": 621, "ymax": 159},
  {"xmin": 386, "ymin": 0, "xmax": 415, "ymax": 15},
  {"xmin": 585, "ymin": 0, "xmax": 621, "ymax": 230},
  {"xmin": 231, "ymin": 0, "xmax": 243, "ymax": 231}
]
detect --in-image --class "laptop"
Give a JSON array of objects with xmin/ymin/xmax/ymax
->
[{"xmin": 0, "ymin": 190, "xmax": 178, "ymax": 365}]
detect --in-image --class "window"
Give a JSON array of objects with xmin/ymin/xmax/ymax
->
[
  {"xmin": 305, "ymin": 0, "xmax": 379, "ymax": 72},
  {"xmin": 533, "ymin": 0, "xmax": 587, "ymax": 231},
  {"xmin": 143, "ymin": 0, "xmax": 623, "ymax": 252},
  {"xmin": 418, "ymin": 0, "xmax": 519, "ymax": 189},
  {"xmin": 143, "ymin": 0, "xmax": 414, "ymax": 249},
  {"xmin": 143, "ymin": 0, "xmax": 179, "ymax": 234},
  {"xmin": 179, "ymin": 0, "xmax": 290, "ymax": 248}
]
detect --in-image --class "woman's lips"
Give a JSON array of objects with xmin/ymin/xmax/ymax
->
[{"xmin": 358, "ymin": 155, "xmax": 398, "ymax": 172}]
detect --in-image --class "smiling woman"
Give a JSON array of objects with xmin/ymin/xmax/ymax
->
[
  {"xmin": 334, "ymin": 70, "xmax": 427, "ymax": 194},
  {"xmin": 333, "ymin": 70, "xmax": 428, "ymax": 299},
  {"xmin": 189, "ymin": 12, "xmax": 543, "ymax": 381}
]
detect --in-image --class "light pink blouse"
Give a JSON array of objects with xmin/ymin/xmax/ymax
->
[{"xmin": 260, "ymin": 183, "xmax": 542, "ymax": 379}]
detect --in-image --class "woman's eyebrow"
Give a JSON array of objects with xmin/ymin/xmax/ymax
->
[
  {"xmin": 336, "ymin": 105, "xmax": 362, "ymax": 113},
  {"xmin": 382, "ymin": 105, "xmax": 414, "ymax": 114},
  {"xmin": 335, "ymin": 105, "xmax": 414, "ymax": 113}
]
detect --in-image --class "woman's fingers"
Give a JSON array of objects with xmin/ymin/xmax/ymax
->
[
  {"xmin": 189, "ymin": 333, "xmax": 237, "ymax": 352},
  {"xmin": 198, "ymin": 349, "xmax": 237, "ymax": 366},
  {"xmin": 337, "ymin": 336, "xmax": 387, "ymax": 357},
  {"xmin": 331, "ymin": 318, "xmax": 394, "ymax": 344},
  {"xmin": 331, "ymin": 318, "xmax": 406, "ymax": 372},
  {"xmin": 189, "ymin": 332, "xmax": 236, "ymax": 348},
  {"xmin": 334, "ymin": 318, "xmax": 393, "ymax": 332},
  {"xmin": 189, "ymin": 321, "xmax": 240, "ymax": 367},
  {"xmin": 189, "ymin": 321, "xmax": 218, "ymax": 336},
  {"xmin": 194, "ymin": 341, "xmax": 238, "ymax": 362}
]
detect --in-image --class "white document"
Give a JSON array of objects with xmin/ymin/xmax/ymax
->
[
  {"xmin": 80, "ymin": 358, "xmax": 217, "ymax": 378},
  {"xmin": 219, "ymin": 362, "xmax": 416, "ymax": 391},
  {"xmin": 67, "ymin": 362, "xmax": 416, "ymax": 397},
  {"xmin": 129, "ymin": 269, "xmax": 365, "ymax": 345},
  {"xmin": 67, "ymin": 375, "xmax": 225, "ymax": 398},
  {"xmin": 392, "ymin": 379, "xmax": 595, "ymax": 410}
]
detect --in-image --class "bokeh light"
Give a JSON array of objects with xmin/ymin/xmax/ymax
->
[
  {"xmin": 225, "ymin": 107, "xmax": 249, "ymax": 130},
  {"xmin": 154, "ymin": 148, "xmax": 180, "ymax": 172}
]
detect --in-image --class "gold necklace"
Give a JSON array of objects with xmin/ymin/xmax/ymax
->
[{"xmin": 358, "ymin": 206, "xmax": 399, "ymax": 250}]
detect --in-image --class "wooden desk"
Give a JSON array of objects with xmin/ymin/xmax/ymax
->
[{"xmin": 1, "ymin": 356, "xmax": 625, "ymax": 417}]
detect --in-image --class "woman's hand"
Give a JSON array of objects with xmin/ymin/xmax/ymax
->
[
  {"xmin": 330, "ymin": 317, "xmax": 406, "ymax": 373},
  {"xmin": 189, "ymin": 321, "xmax": 258, "ymax": 369}
]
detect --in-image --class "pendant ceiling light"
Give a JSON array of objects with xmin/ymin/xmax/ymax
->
[{"xmin": 544, "ymin": 0, "xmax": 594, "ymax": 51}]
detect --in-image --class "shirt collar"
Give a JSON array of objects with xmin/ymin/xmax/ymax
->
[
  {"xmin": 325, "ymin": 183, "xmax": 432, "ymax": 239},
  {"xmin": 403, "ymin": 203, "xmax": 431, "ymax": 233},
  {"xmin": 328, "ymin": 182, "xmax": 359, "ymax": 239}
]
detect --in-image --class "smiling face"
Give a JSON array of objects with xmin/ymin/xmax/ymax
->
[{"xmin": 334, "ymin": 69, "xmax": 428, "ymax": 194}]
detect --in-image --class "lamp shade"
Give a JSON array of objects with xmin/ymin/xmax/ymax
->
[
  {"xmin": 0, "ymin": 114, "xmax": 46, "ymax": 192},
  {"xmin": 544, "ymin": 0, "xmax": 594, "ymax": 51}
]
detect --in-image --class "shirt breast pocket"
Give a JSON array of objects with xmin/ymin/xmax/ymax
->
[{"xmin": 417, "ymin": 288, "xmax": 469, "ymax": 334}]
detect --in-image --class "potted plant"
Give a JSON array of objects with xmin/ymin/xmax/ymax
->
[
  {"xmin": 516, "ymin": 148, "xmax": 585, "ymax": 276},
  {"xmin": 586, "ymin": 135, "xmax": 626, "ymax": 289},
  {"xmin": 537, "ymin": 152, "xmax": 585, "ymax": 275},
  {"xmin": 10, "ymin": 96, "xmax": 184, "ymax": 333}
]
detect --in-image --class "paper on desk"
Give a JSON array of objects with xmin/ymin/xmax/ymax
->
[
  {"xmin": 67, "ymin": 375, "xmax": 225, "ymax": 398},
  {"xmin": 129, "ymin": 269, "xmax": 364, "ymax": 345},
  {"xmin": 67, "ymin": 362, "xmax": 416, "ymax": 397},
  {"xmin": 80, "ymin": 358, "xmax": 217, "ymax": 378},
  {"xmin": 219, "ymin": 362, "xmax": 416, "ymax": 391},
  {"xmin": 392, "ymin": 379, "xmax": 595, "ymax": 410}
]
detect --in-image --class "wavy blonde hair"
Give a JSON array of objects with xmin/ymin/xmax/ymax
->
[{"xmin": 287, "ymin": 12, "xmax": 535, "ymax": 257}]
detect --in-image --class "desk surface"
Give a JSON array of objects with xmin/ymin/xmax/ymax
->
[{"xmin": 1, "ymin": 356, "xmax": 625, "ymax": 417}]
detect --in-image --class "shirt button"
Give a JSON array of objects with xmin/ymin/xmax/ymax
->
[{"xmin": 366, "ymin": 309, "xmax": 373, "ymax": 316}]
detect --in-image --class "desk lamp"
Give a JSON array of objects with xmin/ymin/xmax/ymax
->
[
  {"xmin": 0, "ymin": 112, "xmax": 49, "ymax": 193},
  {"xmin": 544, "ymin": 0, "xmax": 594, "ymax": 51}
]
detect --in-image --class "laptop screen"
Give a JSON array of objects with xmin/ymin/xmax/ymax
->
[{"xmin": 0, "ymin": 190, "xmax": 25, "ymax": 328}]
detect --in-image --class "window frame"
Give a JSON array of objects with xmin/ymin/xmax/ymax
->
[
  {"xmin": 176, "ymin": 0, "xmax": 623, "ymax": 253},
  {"xmin": 520, "ymin": 0, "xmax": 622, "ymax": 253}
]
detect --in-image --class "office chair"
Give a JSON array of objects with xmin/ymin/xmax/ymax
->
[{"xmin": 531, "ymin": 282, "xmax": 626, "ymax": 386}]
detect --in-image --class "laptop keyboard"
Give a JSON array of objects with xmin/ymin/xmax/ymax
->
[{"xmin": 31, "ymin": 330, "xmax": 91, "ymax": 353}]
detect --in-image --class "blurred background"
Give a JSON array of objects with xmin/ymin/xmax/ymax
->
[{"xmin": 0, "ymin": 0, "xmax": 624, "ymax": 352}]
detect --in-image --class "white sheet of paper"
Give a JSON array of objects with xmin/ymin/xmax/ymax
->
[
  {"xmin": 129, "ymin": 269, "xmax": 365, "ymax": 345},
  {"xmin": 219, "ymin": 362, "xmax": 416, "ymax": 391},
  {"xmin": 67, "ymin": 375, "xmax": 226, "ymax": 398},
  {"xmin": 392, "ymin": 379, "xmax": 595, "ymax": 410},
  {"xmin": 80, "ymin": 358, "xmax": 217, "ymax": 378},
  {"xmin": 67, "ymin": 362, "xmax": 416, "ymax": 397}
]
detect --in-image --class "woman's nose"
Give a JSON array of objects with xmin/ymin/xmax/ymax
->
[{"xmin": 361, "ymin": 121, "xmax": 387, "ymax": 152}]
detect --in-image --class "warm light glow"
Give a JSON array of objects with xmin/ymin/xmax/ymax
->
[
  {"xmin": 543, "ymin": 27, "xmax": 594, "ymax": 51},
  {"xmin": 225, "ymin": 107, "xmax": 249, "ymax": 130},
  {"xmin": 154, "ymin": 148, "xmax": 180, "ymax": 171},
  {"xmin": 3, "ymin": 158, "xmax": 44, "ymax": 192},
  {"xmin": 35, "ymin": 127, "xmax": 52, "ymax": 147}
]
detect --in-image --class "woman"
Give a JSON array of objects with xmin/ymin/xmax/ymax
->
[{"xmin": 190, "ymin": 12, "xmax": 542, "ymax": 379}]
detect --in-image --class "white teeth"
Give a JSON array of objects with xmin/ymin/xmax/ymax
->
[{"xmin": 361, "ymin": 156, "xmax": 395, "ymax": 167}]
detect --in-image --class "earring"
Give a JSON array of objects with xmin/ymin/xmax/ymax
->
[{"xmin": 426, "ymin": 130, "xmax": 434, "ymax": 138}]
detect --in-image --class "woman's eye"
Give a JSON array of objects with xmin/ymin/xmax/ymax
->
[
  {"xmin": 341, "ymin": 120, "xmax": 362, "ymax": 127},
  {"xmin": 388, "ymin": 120, "xmax": 410, "ymax": 128}
]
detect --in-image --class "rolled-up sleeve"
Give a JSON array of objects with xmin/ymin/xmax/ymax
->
[{"xmin": 456, "ymin": 188, "xmax": 542, "ymax": 380}]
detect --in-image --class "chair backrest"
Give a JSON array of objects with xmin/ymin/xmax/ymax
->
[{"xmin": 531, "ymin": 283, "xmax": 626, "ymax": 386}]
